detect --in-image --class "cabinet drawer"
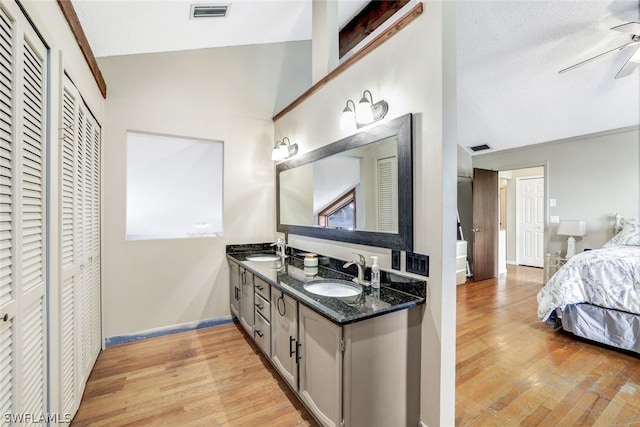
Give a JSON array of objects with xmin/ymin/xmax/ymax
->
[
  {"xmin": 254, "ymin": 276, "xmax": 270, "ymax": 300},
  {"xmin": 254, "ymin": 312, "xmax": 271, "ymax": 356},
  {"xmin": 254, "ymin": 293, "xmax": 271, "ymax": 322}
]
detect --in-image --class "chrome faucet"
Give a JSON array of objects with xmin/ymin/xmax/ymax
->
[
  {"xmin": 270, "ymin": 237, "xmax": 287, "ymax": 257},
  {"xmin": 343, "ymin": 252, "xmax": 369, "ymax": 287}
]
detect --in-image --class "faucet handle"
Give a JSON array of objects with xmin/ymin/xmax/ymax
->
[{"xmin": 352, "ymin": 252, "xmax": 366, "ymax": 265}]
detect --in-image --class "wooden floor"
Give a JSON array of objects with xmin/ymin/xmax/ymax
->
[
  {"xmin": 73, "ymin": 265, "xmax": 640, "ymax": 426},
  {"xmin": 456, "ymin": 265, "xmax": 640, "ymax": 426},
  {"xmin": 71, "ymin": 323, "xmax": 318, "ymax": 426}
]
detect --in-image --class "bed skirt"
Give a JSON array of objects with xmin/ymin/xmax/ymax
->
[{"xmin": 555, "ymin": 304, "xmax": 640, "ymax": 355}]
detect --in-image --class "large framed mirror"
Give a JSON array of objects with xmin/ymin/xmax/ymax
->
[{"xmin": 276, "ymin": 113, "xmax": 413, "ymax": 250}]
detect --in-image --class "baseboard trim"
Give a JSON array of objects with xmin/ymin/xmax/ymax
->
[{"xmin": 105, "ymin": 316, "xmax": 233, "ymax": 347}]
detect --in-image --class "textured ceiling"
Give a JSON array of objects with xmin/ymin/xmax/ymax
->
[
  {"xmin": 457, "ymin": 0, "xmax": 640, "ymax": 153},
  {"xmin": 72, "ymin": 0, "xmax": 640, "ymax": 153}
]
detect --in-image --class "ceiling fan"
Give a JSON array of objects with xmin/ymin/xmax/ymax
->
[{"xmin": 559, "ymin": 21, "xmax": 640, "ymax": 79}]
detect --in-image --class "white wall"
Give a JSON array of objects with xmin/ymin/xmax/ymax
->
[
  {"xmin": 98, "ymin": 41, "xmax": 311, "ymax": 339},
  {"xmin": 474, "ymin": 127, "xmax": 639, "ymax": 256},
  {"xmin": 274, "ymin": 3, "xmax": 457, "ymax": 425}
]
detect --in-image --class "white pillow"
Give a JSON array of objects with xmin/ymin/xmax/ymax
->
[{"xmin": 603, "ymin": 218, "xmax": 640, "ymax": 247}]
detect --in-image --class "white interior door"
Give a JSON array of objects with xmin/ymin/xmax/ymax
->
[
  {"xmin": 517, "ymin": 177, "xmax": 544, "ymax": 267},
  {"xmin": 0, "ymin": 2, "xmax": 48, "ymax": 419}
]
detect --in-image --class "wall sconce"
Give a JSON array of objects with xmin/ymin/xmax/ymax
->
[
  {"xmin": 340, "ymin": 90, "xmax": 389, "ymax": 130},
  {"xmin": 271, "ymin": 137, "xmax": 298, "ymax": 161}
]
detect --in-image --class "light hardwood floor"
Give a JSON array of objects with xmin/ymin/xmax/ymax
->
[
  {"xmin": 72, "ymin": 265, "xmax": 640, "ymax": 426},
  {"xmin": 71, "ymin": 324, "xmax": 318, "ymax": 426},
  {"xmin": 456, "ymin": 265, "xmax": 640, "ymax": 426}
]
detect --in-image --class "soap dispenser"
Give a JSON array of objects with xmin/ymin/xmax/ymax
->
[{"xmin": 370, "ymin": 256, "xmax": 380, "ymax": 288}]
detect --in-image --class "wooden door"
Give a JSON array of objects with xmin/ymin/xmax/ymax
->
[
  {"xmin": 298, "ymin": 305, "xmax": 343, "ymax": 427},
  {"xmin": 472, "ymin": 168, "xmax": 498, "ymax": 281},
  {"xmin": 517, "ymin": 177, "xmax": 544, "ymax": 267},
  {"xmin": 270, "ymin": 291, "xmax": 298, "ymax": 390}
]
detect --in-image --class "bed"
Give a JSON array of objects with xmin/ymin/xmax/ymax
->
[{"xmin": 537, "ymin": 215, "xmax": 640, "ymax": 354}]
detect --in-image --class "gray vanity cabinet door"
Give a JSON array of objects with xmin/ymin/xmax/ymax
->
[
  {"xmin": 298, "ymin": 305, "xmax": 343, "ymax": 427},
  {"xmin": 239, "ymin": 270, "xmax": 254, "ymax": 334},
  {"xmin": 270, "ymin": 292, "xmax": 298, "ymax": 391},
  {"xmin": 228, "ymin": 261, "xmax": 240, "ymax": 318}
]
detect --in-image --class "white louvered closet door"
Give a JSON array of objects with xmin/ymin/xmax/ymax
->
[
  {"xmin": 59, "ymin": 76, "xmax": 101, "ymax": 419},
  {"xmin": 376, "ymin": 156, "xmax": 398, "ymax": 232},
  {"xmin": 0, "ymin": 1, "xmax": 48, "ymax": 423}
]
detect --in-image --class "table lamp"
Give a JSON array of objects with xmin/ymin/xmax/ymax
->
[{"xmin": 557, "ymin": 220, "xmax": 587, "ymax": 258}]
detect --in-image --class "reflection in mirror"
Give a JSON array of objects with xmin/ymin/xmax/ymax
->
[
  {"xmin": 279, "ymin": 136, "xmax": 397, "ymax": 233},
  {"xmin": 277, "ymin": 113, "xmax": 413, "ymax": 251}
]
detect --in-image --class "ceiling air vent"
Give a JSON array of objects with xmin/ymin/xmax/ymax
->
[
  {"xmin": 190, "ymin": 4, "xmax": 230, "ymax": 19},
  {"xmin": 468, "ymin": 144, "xmax": 492, "ymax": 153}
]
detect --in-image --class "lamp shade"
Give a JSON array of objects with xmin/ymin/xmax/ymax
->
[{"xmin": 557, "ymin": 220, "xmax": 587, "ymax": 237}]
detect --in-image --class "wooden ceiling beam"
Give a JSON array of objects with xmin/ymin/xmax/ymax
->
[
  {"xmin": 57, "ymin": 0, "xmax": 107, "ymax": 98},
  {"xmin": 339, "ymin": 0, "xmax": 410, "ymax": 59}
]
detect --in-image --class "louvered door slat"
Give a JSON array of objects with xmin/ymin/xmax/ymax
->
[
  {"xmin": 0, "ymin": 318, "xmax": 13, "ymax": 420},
  {"xmin": 61, "ymin": 276, "xmax": 75, "ymax": 412},
  {"xmin": 0, "ymin": 4, "xmax": 12, "ymax": 315},
  {"xmin": 21, "ymin": 37, "xmax": 44, "ymax": 296},
  {"xmin": 21, "ymin": 297, "xmax": 45, "ymax": 417}
]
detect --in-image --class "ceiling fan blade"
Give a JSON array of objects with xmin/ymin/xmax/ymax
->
[
  {"xmin": 615, "ymin": 44, "xmax": 640, "ymax": 79},
  {"xmin": 559, "ymin": 40, "xmax": 635, "ymax": 74},
  {"xmin": 611, "ymin": 22, "xmax": 640, "ymax": 34}
]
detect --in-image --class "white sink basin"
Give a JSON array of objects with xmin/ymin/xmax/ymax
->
[
  {"xmin": 304, "ymin": 280, "xmax": 362, "ymax": 298},
  {"xmin": 246, "ymin": 254, "xmax": 281, "ymax": 261}
]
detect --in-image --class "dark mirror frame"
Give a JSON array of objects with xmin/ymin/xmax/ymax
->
[{"xmin": 276, "ymin": 113, "xmax": 413, "ymax": 251}]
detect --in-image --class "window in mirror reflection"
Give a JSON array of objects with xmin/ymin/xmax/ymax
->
[{"xmin": 318, "ymin": 189, "xmax": 356, "ymax": 229}]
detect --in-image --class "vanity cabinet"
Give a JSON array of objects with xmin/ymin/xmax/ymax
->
[
  {"xmin": 239, "ymin": 268, "xmax": 254, "ymax": 334},
  {"xmin": 298, "ymin": 305, "xmax": 343, "ymax": 427},
  {"xmin": 253, "ymin": 276, "xmax": 271, "ymax": 356},
  {"xmin": 227, "ymin": 256, "xmax": 422, "ymax": 426},
  {"xmin": 229, "ymin": 261, "xmax": 241, "ymax": 318},
  {"xmin": 271, "ymin": 291, "xmax": 298, "ymax": 390}
]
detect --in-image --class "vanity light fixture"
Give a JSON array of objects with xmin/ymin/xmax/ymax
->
[
  {"xmin": 340, "ymin": 100, "xmax": 357, "ymax": 131},
  {"xmin": 341, "ymin": 90, "xmax": 389, "ymax": 130},
  {"xmin": 271, "ymin": 137, "xmax": 298, "ymax": 161}
]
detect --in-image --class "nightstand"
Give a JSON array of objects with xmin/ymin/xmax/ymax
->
[{"xmin": 545, "ymin": 253, "xmax": 567, "ymax": 282}]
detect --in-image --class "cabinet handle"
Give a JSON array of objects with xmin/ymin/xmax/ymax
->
[
  {"xmin": 2, "ymin": 313, "xmax": 7, "ymax": 322},
  {"xmin": 255, "ymin": 303, "xmax": 264, "ymax": 310},
  {"xmin": 295, "ymin": 342, "xmax": 302, "ymax": 362},
  {"xmin": 277, "ymin": 293, "xmax": 286, "ymax": 316},
  {"xmin": 235, "ymin": 287, "xmax": 240, "ymax": 301},
  {"xmin": 289, "ymin": 336, "xmax": 296, "ymax": 357},
  {"xmin": 255, "ymin": 329, "xmax": 264, "ymax": 338},
  {"xmin": 255, "ymin": 284, "xmax": 264, "ymax": 291}
]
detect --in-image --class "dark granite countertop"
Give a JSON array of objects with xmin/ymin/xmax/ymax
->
[{"xmin": 226, "ymin": 247, "xmax": 425, "ymax": 326}]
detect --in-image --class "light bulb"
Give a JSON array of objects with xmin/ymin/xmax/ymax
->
[
  {"xmin": 340, "ymin": 107, "xmax": 356, "ymax": 131},
  {"xmin": 357, "ymin": 96, "xmax": 373, "ymax": 124}
]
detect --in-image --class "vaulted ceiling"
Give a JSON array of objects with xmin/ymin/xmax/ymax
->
[{"xmin": 72, "ymin": 0, "xmax": 640, "ymax": 154}]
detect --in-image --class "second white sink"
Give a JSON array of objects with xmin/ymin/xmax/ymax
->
[{"xmin": 304, "ymin": 279, "xmax": 362, "ymax": 298}]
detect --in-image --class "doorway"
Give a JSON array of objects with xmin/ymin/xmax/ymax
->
[{"xmin": 498, "ymin": 167, "xmax": 545, "ymax": 274}]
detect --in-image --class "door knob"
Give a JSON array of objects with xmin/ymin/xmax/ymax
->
[{"xmin": 472, "ymin": 228, "xmax": 481, "ymax": 233}]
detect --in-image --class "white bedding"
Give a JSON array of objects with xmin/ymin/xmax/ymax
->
[{"xmin": 537, "ymin": 245, "xmax": 640, "ymax": 322}]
